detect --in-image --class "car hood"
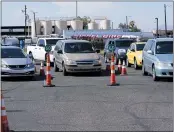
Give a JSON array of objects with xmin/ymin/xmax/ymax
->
[
  {"xmin": 2, "ymin": 57, "xmax": 32, "ymax": 65},
  {"xmin": 136, "ymin": 51, "xmax": 142, "ymax": 55},
  {"xmin": 156, "ymin": 54, "xmax": 173, "ymax": 63},
  {"xmin": 64, "ymin": 53, "xmax": 100, "ymax": 61}
]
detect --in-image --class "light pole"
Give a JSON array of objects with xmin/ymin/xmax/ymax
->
[
  {"xmin": 22, "ymin": 5, "xmax": 27, "ymax": 38},
  {"xmin": 164, "ymin": 4, "xmax": 167, "ymax": 37},
  {"xmin": 155, "ymin": 18, "xmax": 159, "ymax": 38},
  {"xmin": 76, "ymin": 1, "xmax": 78, "ymax": 18},
  {"xmin": 126, "ymin": 16, "xmax": 131, "ymax": 30}
]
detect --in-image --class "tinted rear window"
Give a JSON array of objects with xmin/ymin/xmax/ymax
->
[
  {"xmin": 156, "ymin": 41, "xmax": 173, "ymax": 54},
  {"xmin": 136, "ymin": 44, "xmax": 145, "ymax": 51},
  {"xmin": 115, "ymin": 40, "xmax": 134, "ymax": 47}
]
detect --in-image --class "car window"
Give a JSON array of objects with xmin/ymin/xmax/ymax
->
[
  {"xmin": 38, "ymin": 39, "xmax": 45, "ymax": 46},
  {"xmin": 144, "ymin": 40, "xmax": 153, "ymax": 51},
  {"xmin": 1, "ymin": 48, "xmax": 26, "ymax": 58},
  {"xmin": 64, "ymin": 42, "xmax": 95, "ymax": 53},
  {"xmin": 56, "ymin": 41, "xmax": 63, "ymax": 50},
  {"xmin": 156, "ymin": 41, "xmax": 173, "ymax": 54},
  {"xmin": 150, "ymin": 41, "xmax": 156, "ymax": 54},
  {"xmin": 132, "ymin": 44, "xmax": 135, "ymax": 50},
  {"xmin": 136, "ymin": 44, "xmax": 145, "ymax": 51},
  {"xmin": 46, "ymin": 39, "xmax": 63, "ymax": 46},
  {"xmin": 115, "ymin": 40, "xmax": 134, "ymax": 48}
]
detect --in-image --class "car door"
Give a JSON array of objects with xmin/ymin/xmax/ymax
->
[
  {"xmin": 39, "ymin": 39, "xmax": 46, "ymax": 61},
  {"xmin": 56, "ymin": 41, "xmax": 63, "ymax": 68},
  {"xmin": 144, "ymin": 40, "xmax": 153, "ymax": 73},
  {"xmin": 148, "ymin": 40, "xmax": 156, "ymax": 74},
  {"xmin": 129, "ymin": 44, "xmax": 136, "ymax": 64},
  {"xmin": 34, "ymin": 39, "xmax": 42, "ymax": 60},
  {"xmin": 127, "ymin": 43, "xmax": 133, "ymax": 64}
]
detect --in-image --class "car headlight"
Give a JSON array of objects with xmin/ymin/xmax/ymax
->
[
  {"xmin": 137, "ymin": 54, "xmax": 142, "ymax": 59},
  {"xmin": 156, "ymin": 62, "xmax": 171, "ymax": 67},
  {"xmin": 26, "ymin": 63, "xmax": 34, "ymax": 68},
  {"xmin": 1, "ymin": 63, "xmax": 7, "ymax": 68},
  {"xmin": 93, "ymin": 59, "xmax": 102, "ymax": 65},
  {"xmin": 65, "ymin": 59, "xmax": 77, "ymax": 65}
]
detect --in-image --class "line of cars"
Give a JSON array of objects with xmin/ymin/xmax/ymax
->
[{"xmin": 103, "ymin": 37, "xmax": 173, "ymax": 81}]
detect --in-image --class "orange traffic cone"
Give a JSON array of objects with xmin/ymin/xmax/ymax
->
[
  {"xmin": 121, "ymin": 60, "xmax": 127, "ymax": 75},
  {"xmin": 39, "ymin": 61, "xmax": 45, "ymax": 76},
  {"xmin": 117, "ymin": 59, "xmax": 122, "ymax": 73},
  {"xmin": 43, "ymin": 53, "xmax": 55, "ymax": 87},
  {"xmin": 1, "ymin": 94, "xmax": 10, "ymax": 132},
  {"xmin": 107, "ymin": 54, "xmax": 120, "ymax": 86}
]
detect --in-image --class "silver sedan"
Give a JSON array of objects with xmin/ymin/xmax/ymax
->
[{"xmin": 1, "ymin": 46, "xmax": 36, "ymax": 79}]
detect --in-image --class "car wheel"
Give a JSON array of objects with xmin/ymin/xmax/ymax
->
[
  {"xmin": 62, "ymin": 63, "xmax": 68, "ymax": 76},
  {"xmin": 134, "ymin": 58, "xmax": 138, "ymax": 70},
  {"xmin": 126, "ymin": 58, "xmax": 131, "ymax": 67},
  {"xmin": 152, "ymin": 65, "xmax": 159, "ymax": 81},
  {"xmin": 142, "ymin": 62, "xmax": 148, "ymax": 76},
  {"xmin": 54, "ymin": 60, "xmax": 59, "ymax": 72},
  {"xmin": 104, "ymin": 54, "xmax": 108, "ymax": 63}
]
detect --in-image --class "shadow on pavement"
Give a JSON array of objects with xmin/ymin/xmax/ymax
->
[{"xmin": 2, "ymin": 74, "xmax": 45, "ymax": 82}]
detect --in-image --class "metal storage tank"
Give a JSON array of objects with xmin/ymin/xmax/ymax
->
[
  {"xmin": 71, "ymin": 20, "xmax": 83, "ymax": 30},
  {"xmin": 31, "ymin": 20, "xmax": 41, "ymax": 37},
  {"xmin": 55, "ymin": 20, "xmax": 67, "ymax": 34},
  {"xmin": 88, "ymin": 22, "xmax": 98, "ymax": 30},
  {"xmin": 40, "ymin": 20, "xmax": 52, "ymax": 35},
  {"xmin": 99, "ymin": 19, "xmax": 111, "ymax": 30}
]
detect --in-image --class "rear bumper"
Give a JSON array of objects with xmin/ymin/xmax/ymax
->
[{"xmin": 65, "ymin": 65, "xmax": 102, "ymax": 73}]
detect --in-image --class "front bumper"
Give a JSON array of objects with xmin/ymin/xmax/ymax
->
[
  {"xmin": 155, "ymin": 67, "xmax": 173, "ymax": 78},
  {"xmin": 65, "ymin": 64, "xmax": 102, "ymax": 73},
  {"xmin": 1, "ymin": 67, "xmax": 35, "ymax": 77}
]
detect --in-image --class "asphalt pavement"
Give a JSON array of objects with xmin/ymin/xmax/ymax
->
[{"xmin": 2, "ymin": 62, "xmax": 173, "ymax": 131}]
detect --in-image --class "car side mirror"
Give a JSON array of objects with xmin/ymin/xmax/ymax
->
[
  {"xmin": 57, "ymin": 50, "xmax": 63, "ymax": 54},
  {"xmin": 147, "ymin": 50, "xmax": 153, "ymax": 54},
  {"xmin": 96, "ymin": 49, "xmax": 100, "ymax": 53}
]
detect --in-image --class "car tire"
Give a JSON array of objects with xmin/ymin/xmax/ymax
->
[
  {"xmin": 152, "ymin": 65, "xmax": 159, "ymax": 81},
  {"xmin": 62, "ymin": 63, "xmax": 68, "ymax": 76},
  {"xmin": 126, "ymin": 58, "xmax": 131, "ymax": 67},
  {"xmin": 54, "ymin": 60, "xmax": 59, "ymax": 72},
  {"xmin": 96, "ymin": 71, "xmax": 102, "ymax": 76},
  {"xmin": 142, "ymin": 62, "xmax": 148, "ymax": 76},
  {"xmin": 104, "ymin": 54, "xmax": 108, "ymax": 63},
  {"xmin": 134, "ymin": 58, "xmax": 138, "ymax": 70}
]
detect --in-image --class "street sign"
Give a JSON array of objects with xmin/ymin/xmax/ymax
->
[
  {"xmin": 45, "ymin": 45, "xmax": 52, "ymax": 53},
  {"xmin": 108, "ymin": 41, "xmax": 116, "ymax": 52}
]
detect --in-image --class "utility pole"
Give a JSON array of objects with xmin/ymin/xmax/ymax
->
[
  {"xmin": 126, "ymin": 16, "xmax": 128, "ymax": 30},
  {"xmin": 76, "ymin": 1, "xmax": 78, "ymax": 18},
  {"xmin": 156, "ymin": 18, "xmax": 159, "ymax": 38},
  {"xmin": 112, "ymin": 22, "xmax": 114, "ymax": 29},
  {"xmin": 22, "ymin": 5, "xmax": 27, "ymax": 38},
  {"xmin": 164, "ymin": 4, "xmax": 167, "ymax": 37},
  {"xmin": 31, "ymin": 11, "xmax": 37, "ymax": 37}
]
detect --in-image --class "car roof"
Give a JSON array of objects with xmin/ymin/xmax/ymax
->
[
  {"xmin": 1, "ymin": 46, "xmax": 20, "ymax": 49},
  {"xmin": 39, "ymin": 38, "xmax": 64, "ymax": 40},
  {"xmin": 60, "ymin": 39, "xmax": 90, "ymax": 43},
  {"xmin": 154, "ymin": 38, "xmax": 173, "ymax": 42}
]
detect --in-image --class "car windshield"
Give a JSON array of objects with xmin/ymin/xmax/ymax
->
[
  {"xmin": 136, "ymin": 44, "xmax": 145, "ymax": 51},
  {"xmin": 115, "ymin": 40, "xmax": 134, "ymax": 47},
  {"xmin": 156, "ymin": 41, "xmax": 173, "ymax": 54},
  {"xmin": 46, "ymin": 39, "xmax": 63, "ymax": 46},
  {"xmin": 64, "ymin": 42, "xmax": 95, "ymax": 53},
  {"xmin": 1, "ymin": 48, "xmax": 26, "ymax": 58}
]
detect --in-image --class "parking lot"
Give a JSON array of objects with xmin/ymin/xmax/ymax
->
[{"xmin": 2, "ymin": 60, "xmax": 173, "ymax": 131}]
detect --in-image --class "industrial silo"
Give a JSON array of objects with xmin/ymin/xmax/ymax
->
[
  {"xmin": 55, "ymin": 20, "xmax": 67, "ymax": 34},
  {"xmin": 99, "ymin": 19, "xmax": 111, "ymax": 30},
  {"xmin": 88, "ymin": 22, "xmax": 99, "ymax": 30},
  {"xmin": 31, "ymin": 20, "xmax": 41, "ymax": 37},
  {"xmin": 40, "ymin": 20, "xmax": 52, "ymax": 35},
  {"xmin": 71, "ymin": 20, "xmax": 83, "ymax": 30}
]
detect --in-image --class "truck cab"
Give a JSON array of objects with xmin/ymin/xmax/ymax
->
[{"xmin": 27, "ymin": 37, "xmax": 65, "ymax": 63}]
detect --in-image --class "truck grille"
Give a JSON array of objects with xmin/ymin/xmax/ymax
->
[{"xmin": 8, "ymin": 65, "xmax": 26, "ymax": 69}]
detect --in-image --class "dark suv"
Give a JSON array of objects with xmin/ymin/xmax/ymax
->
[{"xmin": 104, "ymin": 38, "xmax": 135, "ymax": 64}]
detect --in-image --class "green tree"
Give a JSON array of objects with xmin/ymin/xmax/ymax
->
[
  {"xmin": 118, "ymin": 23, "xmax": 127, "ymax": 29},
  {"xmin": 74, "ymin": 16, "xmax": 91, "ymax": 29},
  {"xmin": 128, "ymin": 20, "xmax": 141, "ymax": 32}
]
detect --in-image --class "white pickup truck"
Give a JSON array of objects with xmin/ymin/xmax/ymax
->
[{"xmin": 27, "ymin": 37, "xmax": 64, "ymax": 63}]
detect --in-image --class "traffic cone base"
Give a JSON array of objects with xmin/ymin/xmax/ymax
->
[
  {"xmin": 43, "ymin": 84, "xmax": 55, "ymax": 87},
  {"xmin": 107, "ymin": 83, "xmax": 120, "ymax": 86}
]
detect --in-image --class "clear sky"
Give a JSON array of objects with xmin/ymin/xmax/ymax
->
[{"xmin": 2, "ymin": 1, "xmax": 173, "ymax": 32}]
